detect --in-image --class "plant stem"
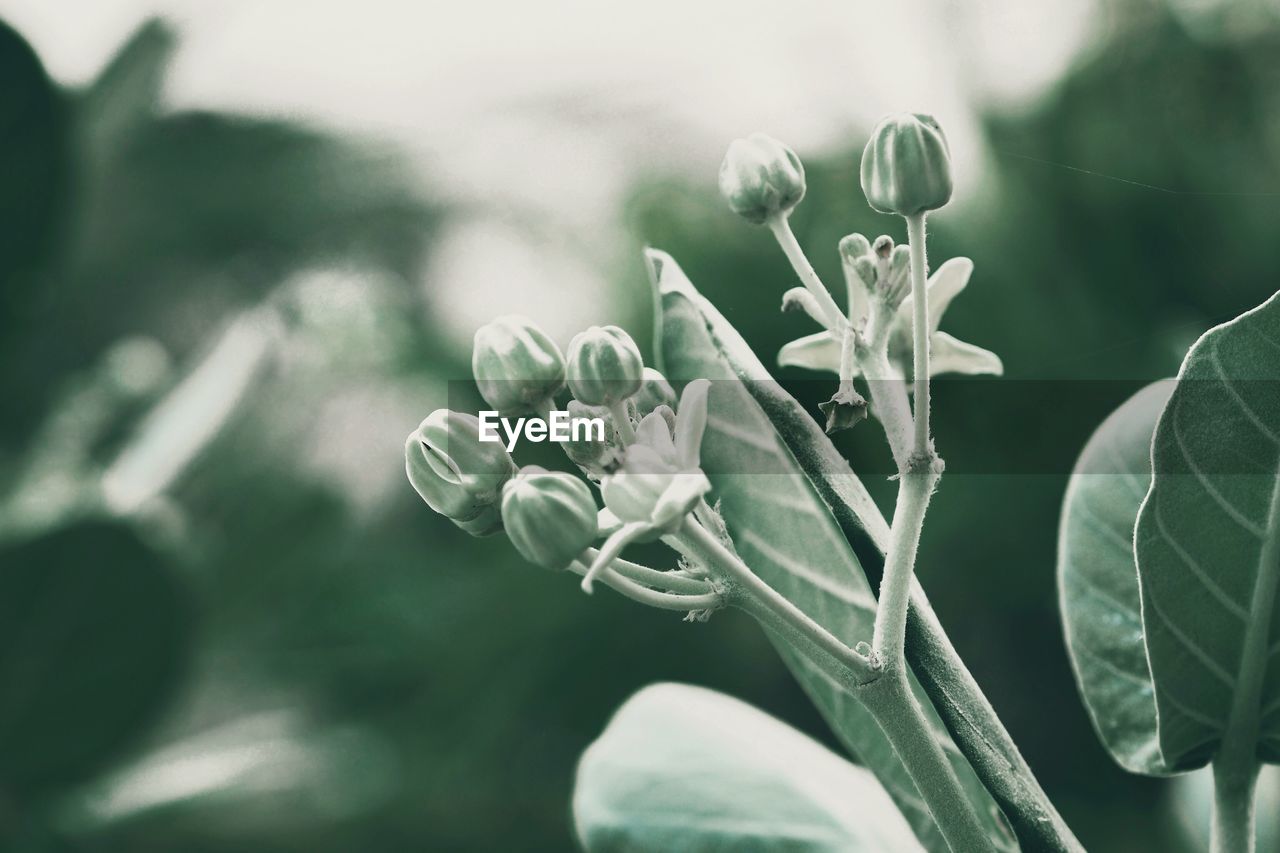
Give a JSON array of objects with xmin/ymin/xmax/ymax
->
[
  {"xmin": 668, "ymin": 520, "xmax": 875, "ymax": 682},
  {"xmin": 858, "ymin": 668, "xmax": 998, "ymax": 853},
  {"xmin": 855, "ymin": 306, "xmax": 913, "ymax": 471},
  {"xmin": 609, "ymin": 401, "xmax": 636, "ymax": 444},
  {"xmin": 1211, "ymin": 757, "xmax": 1259, "ymax": 853},
  {"xmin": 905, "ymin": 213, "xmax": 931, "ymax": 456},
  {"xmin": 671, "ymin": 519, "xmax": 994, "ymax": 852},
  {"xmin": 768, "ymin": 216, "xmax": 846, "ymax": 331},
  {"xmin": 592, "ymin": 552, "xmax": 717, "ymax": 595},
  {"xmin": 568, "ymin": 561, "xmax": 722, "ymax": 612},
  {"xmin": 871, "ymin": 458, "xmax": 940, "ymax": 663}
]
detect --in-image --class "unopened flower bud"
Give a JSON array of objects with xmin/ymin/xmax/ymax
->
[
  {"xmin": 632, "ymin": 368, "xmax": 677, "ymax": 417},
  {"xmin": 860, "ymin": 113, "xmax": 953, "ymax": 217},
  {"xmin": 567, "ymin": 325, "xmax": 644, "ymax": 407},
  {"xmin": 718, "ymin": 133, "xmax": 806, "ymax": 225},
  {"xmin": 501, "ymin": 466, "xmax": 599, "ymax": 570},
  {"xmin": 472, "ymin": 315, "xmax": 565, "ymax": 414},
  {"xmin": 406, "ymin": 409, "xmax": 516, "ymax": 530}
]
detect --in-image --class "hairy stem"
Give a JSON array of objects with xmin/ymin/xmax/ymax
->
[
  {"xmin": 905, "ymin": 213, "xmax": 931, "ymax": 455},
  {"xmin": 871, "ymin": 458, "xmax": 941, "ymax": 664},
  {"xmin": 1211, "ymin": 758, "xmax": 1259, "ymax": 853},
  {"xmin": 855, "ymin": 303, "xmax": 913, "ymax": 471},
  {"xmin": 768, "ymin": 216, "xmax": 846, "ymax": 331}
]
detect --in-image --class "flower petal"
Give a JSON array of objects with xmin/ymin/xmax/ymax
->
[
  {"xmin": 929, "ymin": 331, "xmax": 1003, "ymax": 377},
  {"xmin": 673, "ymin": 378, "xmax": 710, "ymax": 471},
  {"xmin": 651, "ymin": 473, "xmax": 712, "ymax": 530},
  {"xmin": 899, "ymin": 256, "xmax": 972, "ymax": 333},
  {"xmin": 635, "ymin": 409, "xmax": 677, "ymax": 463},
  {"xmin": 781, "ymin": 287, "xmax": 834, "ymax": 330},
  {"xmin": 777, "ymin": 332, "xmax": 843, "ymax": 374}
]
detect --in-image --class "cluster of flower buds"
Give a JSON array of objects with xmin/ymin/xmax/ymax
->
[
  {"xmin": 407, "ymin": 313, "xmax": 721, "ymax": 609},
  {"xmin": 840, "ymin": 233, "xmax": 912, "ymax": 316}
]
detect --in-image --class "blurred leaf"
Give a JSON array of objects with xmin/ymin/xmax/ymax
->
[
  {"xmin": 0, "ymin": 520, "xmax": 192, "ymax": 796},
  {"xmin": 1058, "ymin": 381, "xmax": 1173, "ymax": 775},
  {"xmin": 78, "ymin": 19, "xmax": 175, "ymax": 163},
  {"xmin": 573, "ymin": 683, "xmax": 923, "ymax": 852},
  {"xmin": 1135, "ymin": 291, "xmax": 1280, "ymax": 771},
  {"xmin": 649, "ymin": 250, "xmax": 1010, "ymax": 852},
  {"xmin": 0, "ymin": 18, "xmax": 69, "ymax": 316}
]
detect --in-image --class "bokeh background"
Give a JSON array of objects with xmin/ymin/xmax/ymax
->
[{"xmin": 0, "ymin": 0, "xmax": 1278, "ymax": 850}]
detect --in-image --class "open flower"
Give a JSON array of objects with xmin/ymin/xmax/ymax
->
[
  {"xmin": 778, "ymin": 256, "xmax": 1002, "ymax": 383},
  {"xmin": 580, "ymin": 379, "xmax": 712, "ymax": 591}
]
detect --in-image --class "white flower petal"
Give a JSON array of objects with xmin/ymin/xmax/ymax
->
[
  {"xmin": 777, "ymin": 332, "xmax": 842, "ymax": 374},
  {"xmin": 899, "ymin": 256, "xmax": 973, "ymax": 333},
  {"xmin": 929, "ymin": 331, "xmax": 1004, "ymax": 377},
  {"xmin": 635, "ymin": 409, "xmax": 677, "ymax": 462},
  {"xmin": 674, "ymin": 378, "xmax": 710, "ymax": 471}
]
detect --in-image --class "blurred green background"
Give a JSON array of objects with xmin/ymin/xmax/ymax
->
[{"xmin": 1, "ymin": 2, "xmax": 1278, "ymax": 850}]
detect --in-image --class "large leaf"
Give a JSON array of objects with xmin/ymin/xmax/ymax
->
[
  {"xmin": 1058, "ymin": 381, "xmax": 1174, "ymax": 775},
  {"xmin": 1135, "ymin": 290, "xmax": 1280, "ymax": 771},
  {"xmin": 0, "ymin": 520, "xmax": 192, "ymax": 797},
  {"xmin": 573, "ymin": 683, "xmax": 924, "ymax": 852},
  {"xmin": 648, "ymin": 250, "xmax": 1013, "ymax": 852}
]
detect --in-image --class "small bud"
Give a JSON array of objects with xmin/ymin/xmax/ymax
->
[
  {"xmin": 872, "ymin": 235, "xmax": 894, "ymax": 259},
  {"xmin": 406, "ymin": 409, "xmax": 516, "ymax": 528},
  {"xmin": 567, "ymin": 325, "xmax": 645, "ymax": 407},
  {"xmin": 632, "ymin": 368, "xmax": 677, "ymax": 417},
  {"xmin": 472, "ymin": 315, "xmax": 565, "ymax": 414},
  {"xmin": 718, "ymin": 133, "xmax": 806, "ymax": 225},
  {"xmin": 860, "ymin": 113, "xmax": 953, "ymax": 217},
  {"xmin": 501, "ymin": 466, "xmax": 599, "ymax": 570},
  {"xmin": 839, "ymin": 233, "xmax": 872, "ymax": 262}
]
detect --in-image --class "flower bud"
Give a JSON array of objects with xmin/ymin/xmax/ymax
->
[
  {"xmin": 406, "ymin": 409, "xmax": 516, "ymax": 528},
  {"xmin": 472, "ymin": 315, "xmax": 565, "ymax": 414},
  {"xmin": 718, "ymin": 133, "xmax": 806, "ymax": 225},
  {"xmin": 566, "ymin": 325, "xmax": 644, "ymax": 407},
  {"xmin": 860, "ymin": 113, "xmax": 952, "ymax": 217},
  {"xmin": 632, "ymin": 368, "xmax": 677, "ymax": 417},
  {"xmin": 501, "ymin": 466, "xmax": 599, "ymax": 570}
]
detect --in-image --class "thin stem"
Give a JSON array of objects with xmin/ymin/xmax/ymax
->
[
  {"xmin": 584, "ymin": 549, "xmax": 715, "ymax": 595},
  {"xmin": 855, "ymin": 305, "xmax": 913, "ymax": 471},
  {"xmin": 768, "ymin": 216, "xmax": 846, "ymax": 331},
  {"xmin": 837, "ymin": 328, "xmax": 856, "ymax": 385},
  {"xmin": 871, "ymin": 460, "xmax": 940, "ymax": 663},
  {"xmin": 609, "ymin": 401, "xmax": 636, "ymax": 445},
  {"xmin": 568, "ymin": 561, "xmax": 722, "ymax": 612},
  {"xmin": 1211, "ymin": 757, "xmax": 1259, "ymax": 853},
  {"xmin": 668, "ymin": 520, "xmax": 875, "ymax": 681},
  {"xmin": 905, "ymin": 213, "xmax": 931, "ymax": 456}
]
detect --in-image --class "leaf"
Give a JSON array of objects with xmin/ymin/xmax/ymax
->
[
  {"xmin": 1134, "ymin": 290, "xmax": 1280, "ymax": 771},
  {"xmin": 1058, "ymin": 381, "xmax": 1174, "ymax": 775},
  {"xmin": 648, "ymin": 250, "xmax": 1012, "ymax": 852},
  {"xmin": 573, "ymin": 683, "xmax": 924, "ymax": 852},
  {"xmin": 0, "ymin": 520, "xmax": 192, "ymax": 797}
]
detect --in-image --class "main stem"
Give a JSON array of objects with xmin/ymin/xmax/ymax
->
[
  {"xmin": 672, "ymin": 520, "xmax": 993, "ymax": 852},
  {"xmin": 1211, "ymin": 758, "xmax": 1259, "ymax": 853},
  {"xmin": 905, "ymin": 213, "xmax": 930, "ymax": 455},
  {"xmin": 871, "ymin": 460, "xmax": 940, "ymax": 662}
]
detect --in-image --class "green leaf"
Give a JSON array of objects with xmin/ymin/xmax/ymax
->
[
  {"xmin": 0, "ymin": 520, "xmax": 192, "ymax": 797},
  {"xmin": 1135, "ymin": 290, "xmax": 1280, "ymax": 771},
  {"xmin": 573, "ymin": 683, "xmax": 924, "ymax": 852},
  {"xmin": 647, "ymin": 250, "xmax": 1012, "ymax": 852},
  {"xmin": 1058, "ymin": 381, "xmax": 1174, "ymax": 775}
]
